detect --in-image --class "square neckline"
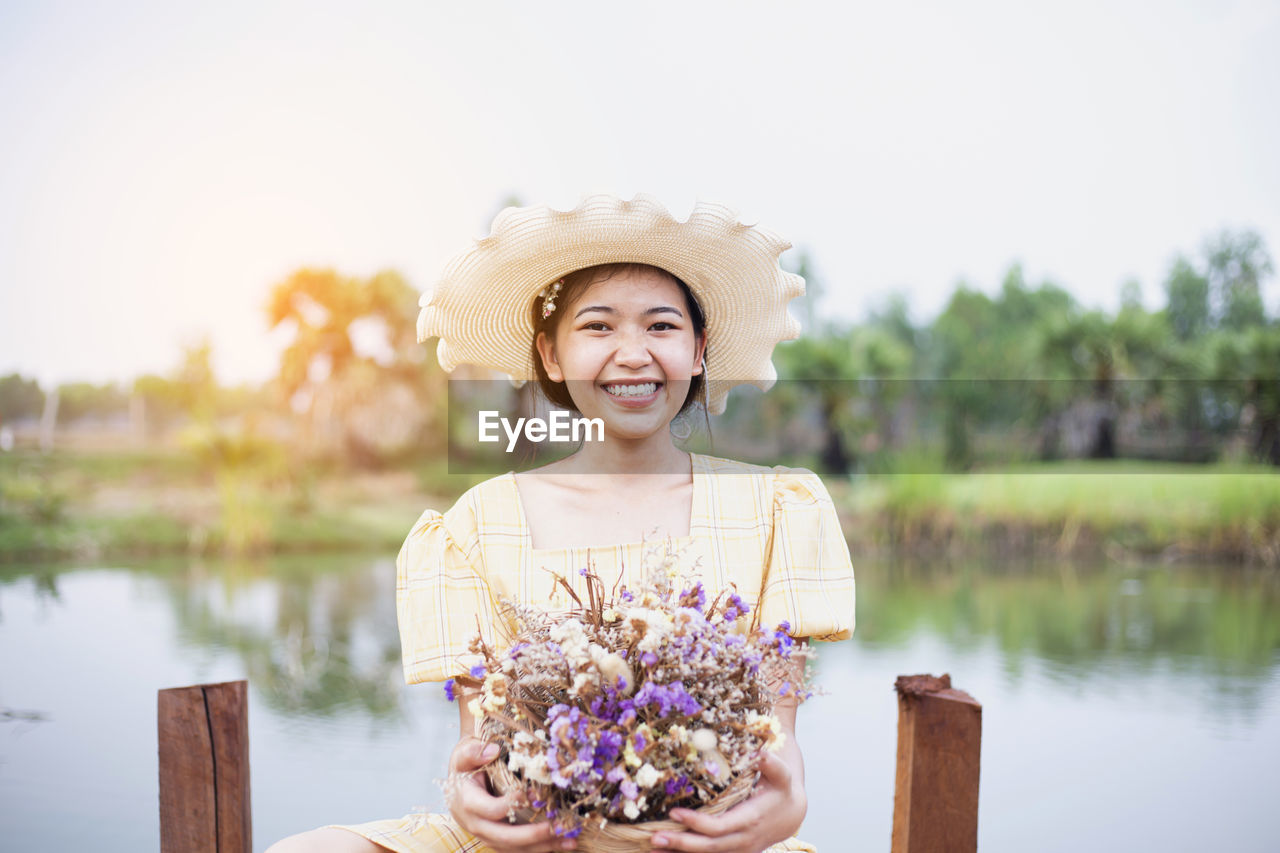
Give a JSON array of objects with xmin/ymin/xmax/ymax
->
[{"xmin": 506, "ymin": 452, "xmax": 706, "ymax": 554}]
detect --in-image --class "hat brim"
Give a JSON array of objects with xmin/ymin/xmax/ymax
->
[{"xmin": 418, "ymin": 194, "xmax": 804, "ymax": 415}]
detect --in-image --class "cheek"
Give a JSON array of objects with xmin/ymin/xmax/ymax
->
[
  {"xmin": 555, "ymin": 342, "xmax": 610, "ymax": 378},
  {"xmin": 659, "ymin": 339, "xmax": 702, "ymax": 370}
]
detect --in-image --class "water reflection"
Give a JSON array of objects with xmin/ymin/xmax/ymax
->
[
  {"xmin": 6, "ymin": 555, "xmax": 1277, "ymax": 720},
  {"xmin": 152, "ymin": 555, "xmax": 406, "ymax": 719},
  {"xmin": 850, "ymin": 559, "xmax": 1280, "ymax": 708},
  {"xmin": 1, "ymin": 555, "xmax": 1277, "ymax": 851}
]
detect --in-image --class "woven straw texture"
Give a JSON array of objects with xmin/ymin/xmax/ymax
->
[
  {"xmin": 482, "ymin": 716, "xmax": 756, "ymax": 853},
  {"xmin": 417, "ymin": 194, "xmax": 805, "ymax": 414}
]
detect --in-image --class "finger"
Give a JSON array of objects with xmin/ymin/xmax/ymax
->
[
  {"xmin": 450, "ymin": 737, "xmax": 499, "ymax": 773},
  {"xmin": 669, "ymin": 800, "xmax": 760, "ymax": 838},
  {"xmin": 456, "ymin": 782, "xmax": 522, "ymax": 823},
  {"xmin": 651, "ymin": 826, "xmax": 745, "ymax": 853},
  {"xmin": 471, "ymin": 818, "xmax": 570, "ymax": 853},
  {"xmin": 755, "ymin": 750, "xmax": 792, "ymax": 790}
]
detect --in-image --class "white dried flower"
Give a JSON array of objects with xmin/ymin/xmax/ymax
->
[
  {"xmin": 635, "ymin": 763, "xmax": 661, "ymax": 789},
  {"xmin": 690, "ymin": 728, "xmax": 718, "ymax": 752},
  {"xmin": 590, "ymin": 647, "xmax": 634, "ymax": 694}
]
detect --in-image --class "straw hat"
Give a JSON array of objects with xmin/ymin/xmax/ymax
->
[{"xmin": 417, "ymin": 194, "xmax": 804, "ymax": 414}]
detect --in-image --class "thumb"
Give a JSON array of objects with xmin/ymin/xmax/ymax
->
[
  {"xmin": 453, "ymin": 737, "xmax": 500, "ymax": 772},
  {"xmin": 756, "ymin": 750, "xmax": 792, "ymax": 789}
]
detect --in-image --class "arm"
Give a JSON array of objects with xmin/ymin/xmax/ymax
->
[
  {"xmin": 650, "ymin": 653, "xmax": 808, "ymax": 853},
  {"xmin": 447, "ymin": 691, "xmax": 577, "ymax": 853}
]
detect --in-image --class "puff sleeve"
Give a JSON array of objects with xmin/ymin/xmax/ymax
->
[
  {"xmin": 395, "ymin": 500, "xmax": 496, "ymax": 684},
  {"xmin": 758, "ymin": 467, "xmax": 856, "ymax": 641}
]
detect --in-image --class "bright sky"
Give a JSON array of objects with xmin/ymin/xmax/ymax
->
[{"xmin": 2, "ymin": 0, "xmax": 1278, "ymax": 386}]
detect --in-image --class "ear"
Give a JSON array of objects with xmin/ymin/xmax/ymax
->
[
  {"xmin": 690, "ymin": 330, "xmax": 708, "ymax": 376},
  {"xmin": 535, "ymin": 331, "xmax": 564, "ymax": 383}
]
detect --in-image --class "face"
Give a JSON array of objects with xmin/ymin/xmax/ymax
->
[{"xmin": 535, "ymin": 267, "xmax": 707, "ymax": 441}]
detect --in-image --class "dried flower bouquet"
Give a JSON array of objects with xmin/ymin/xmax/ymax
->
[{"xmin": 445, "ymin": 541, "xmax": 811, "ymax": 846}]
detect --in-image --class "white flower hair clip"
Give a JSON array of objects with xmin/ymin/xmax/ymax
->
[{"xmin": 539, "ymin": 279, "xmax": 564, "ymax": 319}]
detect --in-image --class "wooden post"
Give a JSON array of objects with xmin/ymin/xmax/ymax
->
[
  {"xmin": 890, "ymin": 674, "xmax": 981, "ymax": 853},
  {"xmin": 158, "ymin": 680, "xmax": 252, "ymax": 853}
]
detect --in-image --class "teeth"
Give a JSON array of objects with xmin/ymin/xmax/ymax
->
[{"xmin": 604, "ymin": 382, "xmax": 657, "ymax": 398}]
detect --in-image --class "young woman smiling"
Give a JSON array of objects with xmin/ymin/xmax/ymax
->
[{"xmin": 267, "ymin": 195, "xmax": 855, "ymax": 853}]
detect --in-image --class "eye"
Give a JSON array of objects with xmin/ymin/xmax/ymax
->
[
  {"xmin": 650, "ymin": 321, "xmax": 677, "ymax": 331},
  {"xmin": 582, "ymin": 321, "xmax": 610, "ymax": 332}
]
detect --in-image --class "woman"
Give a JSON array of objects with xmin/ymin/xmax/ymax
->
[{"xmin": 269, "ymin": 195, "xmax": 855, "ymax": 853}]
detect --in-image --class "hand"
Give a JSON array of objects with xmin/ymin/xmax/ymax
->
[
  {"xmin": 446, "ymin": 736, "xmax": 577, "ymax": 853},
  {"xmin": 649, "ymin": 751, "xmax": 806, "ymax": 853}
]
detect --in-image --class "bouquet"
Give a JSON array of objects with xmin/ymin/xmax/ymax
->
[{"xmin": 444, "ymin": 541, "xmax": 811, "ymax": 848}]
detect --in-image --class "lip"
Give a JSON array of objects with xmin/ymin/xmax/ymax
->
[{"xmin": 599, "ymin": 379, "xmax": 663, "ymax": 408}]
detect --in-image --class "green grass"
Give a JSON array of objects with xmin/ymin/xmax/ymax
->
[
  {"xmin": 840, "ymin": 461, "xmax": 1280, "ymax": 562},
  {"xmin": 4, "ymin": 448, "xmax": 1278, "ymax": 563}
]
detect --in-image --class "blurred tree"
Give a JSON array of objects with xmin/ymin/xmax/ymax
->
[
  {"xmin": 867, "ymin": 293, "xmax": 920, "ymax": 354},
  {"xmin": 929, "ymin": 266, "xmax": 1074, "ymax": 467},
  {"xmin": 0, "ymin": 373, "xmax": 45, "ymax": 421},
  {"xmin": 1164, "ymin": 255, "xmax": 1210, "ymax": 342},
  {"xmin": 1207, "ymin": 326, "xmax": 1280, "ymax": 465},
  {"xmin": 55, "ymin": 381, "xmax": 129, "ymax": 425},
  {"xmin": 175, "ymin": 338, "xmax": 218, "ymax": 424},
  {"xmin": 930, "ymin": 285, "xmax": 998, "ymax": 469},
  {"xmin": 850, "ymin": 325, "xmax": 913, "ymax": 453},
  {"xmin": 1120, "ymin": 278, "xmax": 1144, "ymax": 311},
  {"xmin": 132, "ymin": 374, "xmax": 185, "ymax": 436},
  {"xmin": 1205, "ymin": 229, "xmax": 1272, "ymax": 331},
  {"xmin": 775, "ymin": 332, "xmax": 858, "ymax": 474},
  {"xmin": 268, "ymin": 268, "xmax": 443, "ymax": 464}
]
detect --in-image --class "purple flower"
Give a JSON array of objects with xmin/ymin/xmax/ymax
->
[
  {"xmin": 680, "ymin": 583, "xmax": 707, "ymax": 610},
  {"xmin": 469, "ymin": 663, "xmax": 487, "ymax": 679},
  {"xmin": 665, "ymin": 774, "xmax": 691, "ymax": 797},
  {"xmin": 634, "ymin": 680, "xmax": 701, "ymax": 718},
  {"xmin": 443, "ymin": 679, "xmax": 456, "ymax": 702},
  {"xmin": 641, "ymin": 651, "xmax": 658, "ymax": 668},
  {"xmin": 620, "ymin": 780, "xmax": 638, "ymax": 800},
  {"xmin": 579, "ymin": 567, "xmax": 589, "ymax": 576},
  {"xmin": 596, "ymin": 730, "xmax": 623, "ymax": 769}
]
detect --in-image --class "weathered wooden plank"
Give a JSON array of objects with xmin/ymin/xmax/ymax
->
[
  {"xmin": 890, "ymin": 673, "xmax": 982, "ymax": 853},
  {"xmin": 158, "ymin": 680, "xmax": 251, "ymax": 853},
  {"xmin": 159, "ymin": 684, "xmax": 217, "ymax": 853},
  {"xmin": 205, "ymin": 681, "xmax": 252, "ymax": 852}
]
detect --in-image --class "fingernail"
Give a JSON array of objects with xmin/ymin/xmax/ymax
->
[
  {"xmin": 482, "ymin": 743, "xmax": 499, "ymax": 759},
  {"xmin": 652, "ymin": 835, "xmax": 668, "ymax": 846}
]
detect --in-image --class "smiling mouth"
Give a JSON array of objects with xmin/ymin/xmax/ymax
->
[{"xmin": 602, "ymin": 382, "xmax": 660, "ymax": 398}]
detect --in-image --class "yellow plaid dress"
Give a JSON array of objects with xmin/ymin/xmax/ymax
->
[{"xmin": 335, "ymin": 453, "xmax": 856, "ymax": 852}]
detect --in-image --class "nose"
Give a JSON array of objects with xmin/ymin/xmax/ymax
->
[{"xmin": 613, "ymin": 328, "xmax": 653, "ymax": 369}]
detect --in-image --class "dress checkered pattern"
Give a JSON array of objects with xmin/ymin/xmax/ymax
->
[{"xmin": 334, "ymin": 453, "xmax": 855, "ymax": 852}]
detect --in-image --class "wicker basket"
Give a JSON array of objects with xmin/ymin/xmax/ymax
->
[{"xmin": 482, "ymin": 716, "xmax": 756, "ymax": 852}]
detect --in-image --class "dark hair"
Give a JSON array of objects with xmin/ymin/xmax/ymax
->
[{"xmin": 529, "ymin": 263, "xmax": 708, "ymax": 417}]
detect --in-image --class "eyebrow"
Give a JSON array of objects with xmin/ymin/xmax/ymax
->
[{"xmin": 573, "ymin": 305, "xmax": 686, "ymax": 320}]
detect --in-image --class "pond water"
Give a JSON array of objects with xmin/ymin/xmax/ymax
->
[{"xmin": 1, "ymin": 554, "xmax": 1278, "ymax": 851}]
